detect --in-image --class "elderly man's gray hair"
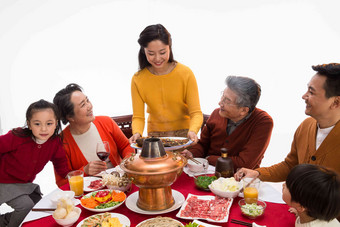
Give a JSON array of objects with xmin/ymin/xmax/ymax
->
[{"xmin": 226, "ymin": 76, "xmax": 261, "ymax": 113}]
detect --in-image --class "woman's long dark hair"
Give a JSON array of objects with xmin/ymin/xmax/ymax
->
[
  {"xmin": 12, "ymin": 99, "xmax": 62, "ymax": 139},
  {"xmin": 137, "ymin": 24, "xmax": 175, "ymax": 70}
]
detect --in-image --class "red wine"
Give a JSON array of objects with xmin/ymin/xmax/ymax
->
[{"xmin": 97, "ymin": 152, "xmax": 109, "ymax": 161}]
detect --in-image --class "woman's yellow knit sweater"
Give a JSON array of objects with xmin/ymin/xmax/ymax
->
[{"xmin": 131, "ymin": 62, "xmax": 203, "ymax": 135}]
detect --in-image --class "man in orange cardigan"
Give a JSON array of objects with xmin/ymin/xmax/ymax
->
[{"xmin": 236, "ymin": 63, "xmax": 340, "ymax": 181}]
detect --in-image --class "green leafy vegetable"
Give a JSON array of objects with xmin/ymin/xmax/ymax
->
[
  {"xmin": 195, "ymin": 176, "xmax": 217, "ymax": 189},
  {"xmin": 185, "ymin": 222, "xmax": 199, "ymax": 227}
]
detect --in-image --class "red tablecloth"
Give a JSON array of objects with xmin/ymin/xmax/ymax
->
[{"xmin": 22, "ymin": 173, "xmax": 295, "ymax": 227}]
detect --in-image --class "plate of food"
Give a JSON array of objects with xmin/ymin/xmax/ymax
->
[
  {"xmin": 83, "ymin": 177, "xmax": 104, "ymax": 192},
  {"xmin": 76, "ymin": 212, "xmax": 130, "ymax": 227},
  {"xmin": 137, "ymin": 217, "xmax": 184, "ymax": 227},
  {"xmin": 131, "ymin": 137, "xmax": 193, "ymax": 151},
  {"xmin": 176, "ymin": 194, "xmax": 233, "ymax": 223},
  {"xmin": 80, "ymin": 189, "xmax": 126, "ymax": 212}
]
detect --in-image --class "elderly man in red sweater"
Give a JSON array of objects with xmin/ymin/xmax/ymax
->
[{"xmin": 182, "ymin": 76, "xmax": 274, "ymax": 172}]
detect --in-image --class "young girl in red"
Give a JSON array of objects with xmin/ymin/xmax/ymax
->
[{"xmin": 0, "ymin": 99, "xmax": 70, "ymax": 227}]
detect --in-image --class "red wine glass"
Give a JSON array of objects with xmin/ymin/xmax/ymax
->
[{"xmin": 96, "ymin": 141, "xmax": 110, "ymax": 162}]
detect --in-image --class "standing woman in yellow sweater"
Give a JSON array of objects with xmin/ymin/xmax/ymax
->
[{"xmin": 129, "ymin": 24, "xmax": 203, "ymax": 143}]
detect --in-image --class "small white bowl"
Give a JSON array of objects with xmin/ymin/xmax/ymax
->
[
  {"xmin": 52, "ymin": 207, "xmax": 81, "ymax": 227},
  {"xmin": 187, "ymin": 158, "xmax": 207, "ymax": 172},
  {"xmin": 106, "ymin": 182, "xmax": 132, "ymax": 192},
  {"xmin": 50, "ymin": 191, "xmax": 75, "ymax": 205},
  {"xmin": 208, "ymin": 177, "xmax": 242, "ymax": 198}
]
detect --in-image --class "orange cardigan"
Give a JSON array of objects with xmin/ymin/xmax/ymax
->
[{"xmin": 55, "ymin": 116, "xmax": 134, "ymax": 187}]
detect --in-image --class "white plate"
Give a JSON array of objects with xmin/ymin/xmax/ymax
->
[
  {"xmin": 83, "ymin": 177, "xmax": 104, "ymax": 192},
  {"xmin": 136, "ymin": 217, "xmax": 184, "ymax": 227},
  {"xmin": 76, "ymin": 212, "xmax": 130, "ymax": 227},
  {"xmin": 183, "ymin": 164, "xmax": 215, "ymax": 177},
  {"xmin": 193, "ymin": 220, "xmax": 222, "ymax": 227},
  {"xmin": 176, "ymin": 193, "xmax": 233, "ymax": 223},
  {"xmin": 80, "ymin": 189, "xmax": 126, "ymax": 212},
  {"xmin": 130, "ymin": 137, "xmax": 193, "ymax": 151},
  {"xmin": 125, "ymin": 189, "xmax": 185, "ymax": 215}
]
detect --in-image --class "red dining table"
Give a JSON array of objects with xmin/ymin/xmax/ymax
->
[{"xmin": 22, "ymin": 172, "xmax": 295, "ymax": 227}]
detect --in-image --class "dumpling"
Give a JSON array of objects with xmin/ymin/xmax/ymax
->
[
  {"xmin": 53, "ymin": 207, "xmax": 67, "ymax": 219},
  {"xmin": 65, "ymin": 210, "xmax": 78, "ymax": 219}
]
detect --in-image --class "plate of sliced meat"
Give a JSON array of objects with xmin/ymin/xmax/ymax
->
[
  {"xmin": 131, "ymin": 137, "xmax": 193, "ymax": 151},
  {"xmin": 176, "ymin": 194, "xmax": 233, "ymax": 223},
  {"xmin": 83, "ymin": 177, "xmax": 104, "ymax": 192}
]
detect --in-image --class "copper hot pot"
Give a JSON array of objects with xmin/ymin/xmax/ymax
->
[{"xmin": 120, "ymin": 138, "xmax": 187, "ymax": 211}]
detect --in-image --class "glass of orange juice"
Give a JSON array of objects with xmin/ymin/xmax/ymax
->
[
  {"xmin": 67, "ymin": 170, "xmax": 84, "ymax": 197},
  {"xmin": 243, "ymin": 177, "xmax": 260, "ymax": 204}
]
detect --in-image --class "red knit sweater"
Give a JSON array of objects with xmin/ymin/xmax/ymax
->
[
  {"xmin": 189, "ymin": 108, "xmax": 273, "ymax": 171},
  {"xmin": 55, "ymin": 116, "xmax": 134, "ymax": 187},
  {"xmin": 0, "ymin": 130, "xmax": 69, "ymax": 183}
]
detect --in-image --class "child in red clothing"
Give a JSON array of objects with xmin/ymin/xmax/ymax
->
[{"xmin": 0, "ymin": 99, "xmax": 70, "ymax": 227}]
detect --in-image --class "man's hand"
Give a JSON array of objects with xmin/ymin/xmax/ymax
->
[
  {"xmin": 234, "ymin": 168, "xmax": 260, "ymax": 181},
  {"xmin": 181, "ymin": 149, "xmax": 193, "ymax": 159}
]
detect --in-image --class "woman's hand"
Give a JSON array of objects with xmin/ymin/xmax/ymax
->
[
  {"xmin": 129, "ymin": 133, "xmax": 141, "ymax": 144},
  {"xmin": 181, "ymin": 149, "xmax": 193, "ymax": 159},
  {"xmin": 234, "ymin": 168, "xmax": 260, "ymax": 181},
  {"xmin": 84, "ymin": 161, "xmax": 107, "ymax": 176},
  {"xmin": 187, "ymin": 131, "xmax": 198, "ymax": 143}
]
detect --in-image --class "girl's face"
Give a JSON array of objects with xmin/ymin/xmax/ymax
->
[
  {"xmin": 28, "ymin": 108, "xmax": 57, "ymax": 140},
  {"xmin": 144, "ymin": 40, "xmax": 170, "ymax": 70}
]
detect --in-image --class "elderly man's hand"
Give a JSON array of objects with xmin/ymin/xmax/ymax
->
[
  {"xmin": 181, "ymin": 149, "xmax": 193, "ymax": 159},
  {"xmin": 84, "ymin": 161, "xmax": 107, "ymax": 176},
  {"xmin": 234, "ymin": 168, "xmax": 260, "ymax": 181}
]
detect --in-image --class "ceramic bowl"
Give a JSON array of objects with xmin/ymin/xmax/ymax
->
[
  {"xmin": 238, "ymin": 199, "xmax": 266, "ymax": 219},
  {"xmin": 193, "ymin": 174, "xmax": 217, "ymax": 191},
  {"xmin": 106, "ymin": 181, "xmax": 132, "ymax": 192},
  {"xmin": 52, "ymin": 207, "xmax": 81, "ymax": 227},
  {"xmin": 208, "ymin": 177, "xmax": 242, "ymax": 198},
  {"xmin": 187, "ymin": 158, "xmax": 207, "ymax": 172}
]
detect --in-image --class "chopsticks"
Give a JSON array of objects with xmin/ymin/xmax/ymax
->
[
  {"xmin": 189, "ymin": 157, "xmax": 202, "ymax": 165},
  {"xmin": 32, "ymin": 208, "xmax": 55, "ymax": 212},
  {"xmin": 172, "ymin": 144, "xmax": 201, "ymax": 164},
  {"xmin": 231, "ymin": 219, "xmax": 252, "ymax": 226}
]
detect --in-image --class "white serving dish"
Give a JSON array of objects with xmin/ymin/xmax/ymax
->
[
  {"xmin": 52, "ymin": 207, "xmax": 81, "ymax": 227},
  {"xmin": 208, "ymin": 177, "xmax": 242, "ymax": 198}
]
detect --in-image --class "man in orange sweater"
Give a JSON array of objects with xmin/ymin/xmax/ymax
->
[
  {"xmin": 236, "ymin": 63, "xmax": 340, "ymax": 181},
  {"xmin": 182, "ymin": 76, "xmax": 273, "ymax": 171}
]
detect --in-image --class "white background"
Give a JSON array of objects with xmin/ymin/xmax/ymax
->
[{"xmin": 1, "ymin": 0, "xmax": 340, "ymax": 210}]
